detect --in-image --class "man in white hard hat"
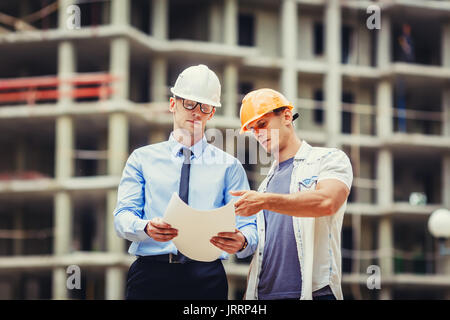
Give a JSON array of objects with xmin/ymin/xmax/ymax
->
[
  {"xmin": 113, "ymin": 64, "xmax": 257, "ymax": 300},
  {"xmin": 231, "ymin": 88, "xmax": 353, "ymax": 300}
]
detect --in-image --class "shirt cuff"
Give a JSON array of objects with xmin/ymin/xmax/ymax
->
[
  {"xmin": 135, "ymin": 219, "xmax": 151, "ymax": 241},
  {"xmin": 235, "ymin": 226, "xmax": 255, "ymax": 259}
]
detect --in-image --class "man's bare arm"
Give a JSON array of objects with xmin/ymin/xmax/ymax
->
[{"xmin": 231, "ymin": 179, "xmax": 350, "ymax": 218}]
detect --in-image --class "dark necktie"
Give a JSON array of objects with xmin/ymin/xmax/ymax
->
[
  {"xmin": 179, "ymin": 148, "xmax": 191, "ymax": 205},
  {"xmin": 177, "ymin": 147, "xmax": 192, "ymax": 263}
]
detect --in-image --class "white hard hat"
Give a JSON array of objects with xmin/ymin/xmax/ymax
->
[{"xmin": 170, "ymin": 64, "xmax": 222, "ymax": 107}]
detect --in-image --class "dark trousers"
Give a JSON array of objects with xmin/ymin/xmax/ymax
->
[
  {"xmin": 125, "ymin": 257, "xmax": 228, "ymax": 300},
  {"xmin": 281, "ymin": 294, "xmax": 336, "ymax": 301},
  {"xmin": 313, "ymin": 294, "xmax": 336, "ymax": 300}
]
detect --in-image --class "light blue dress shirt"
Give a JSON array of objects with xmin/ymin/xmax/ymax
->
[{"xmin": 113, "ymin": 132, "xmax": 257, "ymax": 260}]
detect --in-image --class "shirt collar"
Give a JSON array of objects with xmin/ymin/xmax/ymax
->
[
  {"xmin": 266, "ymin": 140, "xmax": 311, "ymax": 178},
  {"xmin": 168, "ymin": 132, "xmax": 208, "ymax": 159},
  {"xmin": 294, "ymin": 140, "xmax": 312, "ymax": 161}
]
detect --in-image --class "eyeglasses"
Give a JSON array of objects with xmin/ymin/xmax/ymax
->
[{"xmin": 176, "ymin": 97, "xmax": 215, "ymax": 114}]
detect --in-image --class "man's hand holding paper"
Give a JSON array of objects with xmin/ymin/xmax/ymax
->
[
  {"xmin": 210, "ymin": 229, "xmax": 246, "ymax": 255},
  {"xmin": 163, "ymin": 193, "xmax": 246, "ymax": 261},
  {"xmin": 145, "ymin": 217, "xmax": 178, "ymax": 242}
]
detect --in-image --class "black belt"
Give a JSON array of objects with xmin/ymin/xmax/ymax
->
[{"xmin": 137, "ymin": 253, "xmax": 188, "ymax": 264}]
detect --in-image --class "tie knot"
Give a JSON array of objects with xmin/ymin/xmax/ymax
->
[{"xmin": 180, "ymin": 147, "xmax": 192, "ymax": 163}]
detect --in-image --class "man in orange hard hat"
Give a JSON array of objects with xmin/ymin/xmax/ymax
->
[{"xmin": 230, "ymin": 88, "xmax": 353, "ymax": 300}]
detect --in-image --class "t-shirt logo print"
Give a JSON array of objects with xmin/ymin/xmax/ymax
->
[{"xmin": 298, "ymin": 176, "xmax": 318, "ymax": 190}]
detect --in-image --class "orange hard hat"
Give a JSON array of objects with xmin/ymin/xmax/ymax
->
[{"xmin": 239, "ymin": 88, "xmax": 294, "ymax": 134}]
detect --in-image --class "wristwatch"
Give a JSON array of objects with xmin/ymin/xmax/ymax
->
[{"xmin": 239, "ymin": 237, "xmax": 248, "ymax": 252}]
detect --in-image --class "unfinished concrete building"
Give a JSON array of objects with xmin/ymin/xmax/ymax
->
[{"xmin": 0, "ymin": 0, "xmax": 449, "ymax": 300}]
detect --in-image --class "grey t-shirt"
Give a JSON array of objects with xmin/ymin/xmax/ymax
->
[
  {"xmin": 257, "ymin": 157, "xmax": 301, "ymax": 300},
  {"xmin": 257, "ymin": 157, "xmax": 334, "ymax": 300}
]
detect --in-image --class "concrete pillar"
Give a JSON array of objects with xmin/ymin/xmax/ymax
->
[
  {"xmin": 152, "ymin": 0, "xmax": 168, "ymax": 40},
  {"xmin": 377, "ymin": 216, "xmax": 393, "ymax": 300},
  {"xmin": 444, "ymin": 156, "xmax": 450, "ymax": 209},
  {"xmin": 376, "ymin": 149, "xmax": 393, "ymax": 300},
  {"xmin": 105, "ymin": 113, "xmax": 128, "ymax": 300},
  {"xmin": 224, "ymin": 63, "xmax": 238, "ymax": 118},
  {"xmin": 150, "ymin": 1, "xmax": 168, "ymax": 107},
  {"xmin": 209, "ymin": 1, "xmax": 223, "ymax": 43},
  {"xmin": 442, "ymin": 25, "xmax": 450, "ymax": 262},
  {"xmin": 52, "ymin": 191, "xmax": 73, "ymax": 299},
  {"xmin": 52, "ymin": 137, "xmax": 74, "ymax": 302},
  {"xmin": 106, "ymin": 190, "xmax": 126, "ymax": 300},
  {"xmin": 440, "ymin": 157, "xmax": 450, "ymax": 277},
  {"xmin": 377, "ymin": 13, "xmax": 391, "ymax": 69},
  {"xmin": 106, "ymin": 10, "xmax": 131, "ymax": 296},
  {"xmin": 53, "ymin": 193, "xmax": 73, "ymax": 256},
  {"xmin": 374, "ymin": 19, "xmax": 394, "ymax": 295},
  {"xmin": 443, "ymin": 89, "xmax": 450, "ymax": 137},
  {"xmin": 281, "ymin": 0, "xmax": 297, "ymax": 66},
  {"xmin": 52, "ymin": 20, "xmax": 76, "ymax": 297},
  {"xmin": 357, "ymin": 23, "xmax": 371, "ymax": 66},
  {"xmin": 224, "ymin": 0, "xmax": 237, "ymax": 46},
  {"xmin": 280, "ymin": 0, "xmax": 298, "ymax": 105},
  {"xmin": 360, "ymin": 218, "xmax": 373, "ymax": 272},
  {"xmin": 377, "ymin": 149, "xmax": 393, "ymax": 209},
  {"xmin": 108, "ymin": 114, "xmax": 129, "ymax": 177},
  {"xmin": 111, "ymin": 0, "xmax": 130, "ymax": 26},
  {"xmin": 324, "ymin": 0, "xmax": 342, "ymax": 148},
  {"xmin": 325, "ymin": 0, "xmax": 342, "ymax": 62},
  {"xmin": 376, "ymin": 80, "xmax": 393, "ymax": 138},
  {"xmin": 376, "ymin": 12, "xmax": 393, "ymax": 140},
  {"xmin": 441, "ymin": 23, "xmax": 450, "ymax": 68},
  {"xmin": 150, "ymin": 56, "xmax": 168, "ymax": 103},
  {"xmin": 110, "ymin": 38, "xmax": 130, "ymax": 102},
  {"xmin": 297, "ymin": 16, "xmax": 313, "ymax": 60},
  {"xmin": 222, "ymin": 0, "xmax": 238, "ymax": 119},
  {"xmin": 57, "ymin": 40, "xmax": 76, "ymax": 106},
  {"xmin": 55, "ymin": 116, "xmax": 75, "ymax": 177},
  {"xmin": 58, "ymin": 0, "xmax": 75, "ymax": 30},
  {"xmin": 108, "ymin": 38, "xmax": 130, "ymax": 173}
]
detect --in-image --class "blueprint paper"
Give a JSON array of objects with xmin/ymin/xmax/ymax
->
[{"xmin": 163, "ymin": 192, "xmax": 236, "ymax": 262}]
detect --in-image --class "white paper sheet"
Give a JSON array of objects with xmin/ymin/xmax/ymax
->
[{"xmin": 163, "ymin": 192, "xmax": 236, "ymax": 262}]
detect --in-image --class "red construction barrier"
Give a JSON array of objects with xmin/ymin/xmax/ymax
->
[
  {"xmin": 0, "ymin": 73, "xmax": 118, "ymax": 105},
  {"xmin": 0, "ymin": 171, "xmax": 49, "ymax": 181}
]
